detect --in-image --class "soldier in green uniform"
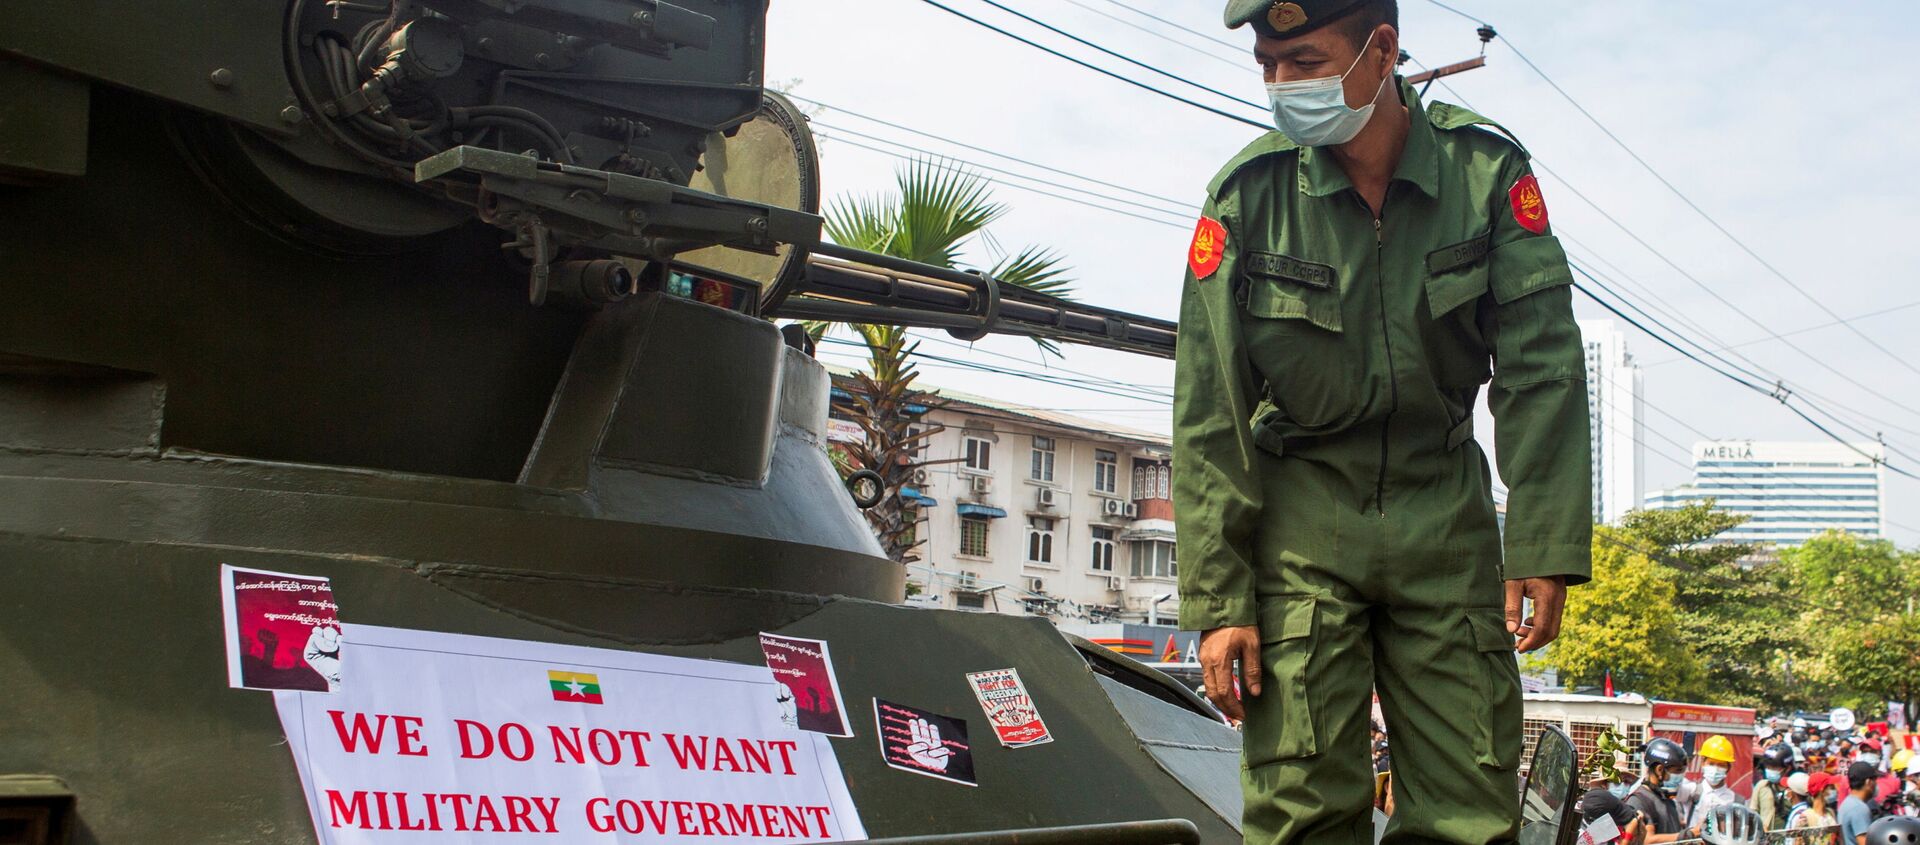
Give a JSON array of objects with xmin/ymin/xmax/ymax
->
[{"xmin": 1172, "ymin": 1, "xmax": 1593, "ymax": 843}]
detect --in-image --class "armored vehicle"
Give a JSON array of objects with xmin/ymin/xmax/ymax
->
[{"xmin": 0, "ymin": 1, "xmax": 1577, "ymax": 842}]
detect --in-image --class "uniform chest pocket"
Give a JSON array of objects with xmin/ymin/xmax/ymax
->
[
  {"xmin": 1423, "ymin": 232, "xmax": 1494, "ymax": 389},
  {"xmin": 1240, "ymin": 251, "xmax": 1358, "ymax": 430}
]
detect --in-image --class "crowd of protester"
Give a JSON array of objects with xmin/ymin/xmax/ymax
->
[
  {"xmin": 1572, "ymin": 718, "xmax": 1920, "ymax": 845},
  {"xmin": 1360, "ymin": 713, "xmax": 1920, "ymax": 844}
]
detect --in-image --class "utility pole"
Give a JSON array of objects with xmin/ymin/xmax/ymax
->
[{"xmin": 1403, "ymin": 24, "xmax": 1498, "ymax": 91}]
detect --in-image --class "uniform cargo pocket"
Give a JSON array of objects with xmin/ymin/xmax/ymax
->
[
  {"xmin": 1242, "ymin": 271, "xmax": 1358, "ymax": 429},
  {"xmin": 1424, "ymin": 256, "xmax": 1490, "ymax": 319},
  {"xmin": 1467, "ymin": 610, "xmax": 1522, "ymax": 770},
  {"xmin": 1244, "ymin": 595, "xmax": 1319, "ymax": 768}
]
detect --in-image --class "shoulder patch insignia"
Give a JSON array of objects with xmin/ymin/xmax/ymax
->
[
  {"xmin": 1508, "ymin": 174, "xmax": 1549, "ymax": 235},
  {"xmin": 1189, "ymin": 216, "xmax": 1227, "ymax": 280}
]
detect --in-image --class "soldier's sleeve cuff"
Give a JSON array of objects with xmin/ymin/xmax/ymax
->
[
  {"xmin": 1177, "ymin": 593, "xmax": 1256, "ymax": 632},
  {"xmin": 1502, "ymin": 542, "xmax": 1592, "ymax": 587}
]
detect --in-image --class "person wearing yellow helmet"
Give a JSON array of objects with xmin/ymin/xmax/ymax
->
[{"xmin": 1690, "ymin": 735, "xmax": 1743, "ymax": 836}]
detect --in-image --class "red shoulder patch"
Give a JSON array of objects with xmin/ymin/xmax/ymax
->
[
  {"xmin": 1508, "ymin": 173, "xmax": 1549, "ymax": 234},
  {"xmin": 1188, "ymin": 216, "xmax": 1227, "ymax": 280}
]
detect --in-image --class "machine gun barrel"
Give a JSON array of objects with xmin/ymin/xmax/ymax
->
[{"xmin": 767, "ymin": 241, "xmax": 1178, "ymax": 359}]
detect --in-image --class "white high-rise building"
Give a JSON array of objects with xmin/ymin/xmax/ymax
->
[
  {"xmin": 1642, "ymin": 441, "xmax": 1885, "ymax": 547},
  {"xmin": 1578, "ymin": 320, "xmax": 1644, "ymax": 524}
]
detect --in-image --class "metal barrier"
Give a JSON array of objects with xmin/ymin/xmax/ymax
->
[
  {"xmin": 857, "ymin": 818, "xmax": 1202, "ymax": 845},
  {"xmin": 1668, "ymin": 824, "xmax": 1840, "ymax": 845}
]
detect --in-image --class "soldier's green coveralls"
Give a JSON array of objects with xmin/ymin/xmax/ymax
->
[{"xmin": 1173, "ymin": 5, "xmax": 1593, "ymax": 844}]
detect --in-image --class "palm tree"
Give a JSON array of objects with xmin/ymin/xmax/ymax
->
[{"xmin": 808, "ymin": 158, "xmax": 1074, "ymax": 569}]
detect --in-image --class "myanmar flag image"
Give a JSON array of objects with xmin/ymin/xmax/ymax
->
[{"xmin": 548, "ymin": 670, "xmax": 604, "ymax": 704}]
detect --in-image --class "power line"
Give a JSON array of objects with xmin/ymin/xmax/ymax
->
[
  {"xmin": 1639, "ymin": 299, "xmax": 1920, "ymax": 370},
  {"xmin": 818, "ymin": 338, "xmax": 1176, "ymax": 404},
  {"xmin": 904, "ymin": 330, "xmax": 1173, "ymax": 395},
  {"xmin": 1409, "ymin": 58, "xmax": 1920, "ymax": 436},
  {"xmin": 1564, "ymin": 239, "xmax": 1920, "ymax": 442},
  {"xmin": 1419, "ymin": 0, "xmax": 1920, "ymax": 381},
  {"xmin": 1061, "ymin": 0, "xmax": 1250, "ymax": 73},
  {"xmin": 1572, "ymin": 254, "xmax": 1920, "ymax": 465},
  {"xmin": 1572, "ymin": 268, "xmax": 1920, "ymax": 482},
  {"xmin": 790, "ymin": 94, "xmax": 1203, "ymax": 212},
  {"xmin": 815, "ymin": 122, "xmax": 1196, "ymax": 219},
  {"xmin": 813, "ymin": 132, "xmax": 1191, "ymax": 231},
  {"xmin": 912, "ymin": 0, "xmax": 1272, "ymax": 130},
  {"xmin": 1091, "ymin": 0, "xmax": 1247, "ymax": 52},
  {"xmin": 970, "ymin": 0, "xmax": 1268, "ymax": 111}
]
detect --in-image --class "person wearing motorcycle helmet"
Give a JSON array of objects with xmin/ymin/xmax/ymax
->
[
  {"xmin": 1626, "ymin": 738, "xmax": 1692, "ymax": 842},
  {"xmin": 1691, "ymin": 735, "xmax": 1744, "ymax": 834},
  {"xmin": 1863, "ymin": 814, "xmax": 1920, "ymax": 845},
  {"xmin": 1753, "ymin": 742, "xmax": 1799, "ymax": 829},
  {"xmin": 1904, "ymin": 754, "xmax": 1920, "ymax": 813},
  {"xmin": 1581, "ymin": 787, "xmax": 1649, "ymax": 845},
  {"xmin": 1701, "ymin": 804, "xmax": 1764, "ymax": 845}
]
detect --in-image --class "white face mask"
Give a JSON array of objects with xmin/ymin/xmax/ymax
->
[
  {"xmin": 1264, "ymin": 29, "xmax": 1391, "ymax": 147},
  {"xmin": 1703, "ymin": 764, "xmax": 1728, "ymax": 787}
]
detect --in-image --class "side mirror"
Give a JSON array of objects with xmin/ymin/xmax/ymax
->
[{"xmin": 1519, "ymin": 727, "xmax": 1580, "ymax": 845}]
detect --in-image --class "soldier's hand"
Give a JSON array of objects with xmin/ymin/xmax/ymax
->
[
  {"xmin": 1199, "ymin": 624, "xmax": 1261, "ymax": 723},
  {"xmin": 1504, "ymin": 576, "xmax": 1566, "ymax": 653}
]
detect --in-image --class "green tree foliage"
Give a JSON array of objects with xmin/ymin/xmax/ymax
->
[
  {"xmin": 1622, "ymin": 504, "xmax": 1806, "ymax": 712},
  {"xmin": 1782, "ymin": 532, "xmax": 1920, "ymax": 719},
  {"xmin": 1537, "ymin": 525, "xmax": 1703, "ymax": 698}
]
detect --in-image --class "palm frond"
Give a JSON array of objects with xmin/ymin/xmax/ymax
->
[
  {"xmin": 823, "ymin": 193, "xmax": 899, "ymax": 254},
  {"xmin": 799, "ymin": 320, "xmax": 834, "ymax": 345},
  {"xmin": 987, "ymin": 244, "xmax": 1075, "ymax": 299},
  {"xmin": 893, "ymin": 158, "xmax": 1003, "ymax": 266},
  {"xmin": 987, "ymin": 245, "xmax": 1074, "ymax": 358}
]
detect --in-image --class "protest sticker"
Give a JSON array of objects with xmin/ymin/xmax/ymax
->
[
  {"xmin": 757, "ymin": 633, "xmax": 852, "ymax": 737},
  {"xmin": 273, "ymin": 625, "xmax": 865, "ymax": 843},
  {"xmin": 222, "ymin": 564, "xmax": 342, "ymax": 692},
  {"xmin": 964, "ymin": 668, "xmax": 1052, "ymax": 748},
  {"xmin": 873, "ymin": 699, "xmax": 975, "ymax": 787}
]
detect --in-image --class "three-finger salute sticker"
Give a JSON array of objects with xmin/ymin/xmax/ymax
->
[{"xmin": 874, "ymin": 698, "xmax": 976, "ymax": 786}]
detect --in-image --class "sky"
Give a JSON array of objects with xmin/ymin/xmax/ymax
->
[{"xmin": 761, "ymin": 0, "xmax": 1920, "ymax": 545}]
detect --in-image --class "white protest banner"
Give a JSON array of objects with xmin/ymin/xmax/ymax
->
[{"xmin": 273, "ymin": 625, "xmax": 865, "ymax": 843}]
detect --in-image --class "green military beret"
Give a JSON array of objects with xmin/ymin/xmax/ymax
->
[{"xmin": 1224, "ymin": 0, "xmax": 1369, "ymax": 39}]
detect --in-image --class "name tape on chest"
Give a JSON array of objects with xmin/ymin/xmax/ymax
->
[
  {"xmin": 1244, "ymin": 251, "xmax": 1334, "ymax": 289},
  {"xmin": 1425, "ymin": 232, "xmax": 1492, "ymax": 276}
]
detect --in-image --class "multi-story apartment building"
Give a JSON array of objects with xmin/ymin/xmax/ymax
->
[
  {"xmin": 1642, "ymin": 440, "xmax": 1886, "ymax": 547},
  {"xmin": 1578, "ymin": 320, "xmax": 1644, "ymax": 525},
  {"xmin": 826, "ymin": 370, "xmax": 1178, "ymax": 624}
]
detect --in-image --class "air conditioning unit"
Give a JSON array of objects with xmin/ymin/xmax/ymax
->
[
  {"xmin": 1036, "ymin": 487, "xmax": 1056, "ymax": 508},
  {"xmin": 912, "ymin": 468, "xmax": 929, "ymax": 485},
  {"xmin": 1102, "ymin": 498, "xmax": 1124, "ymax": 517},
  {"xmin": 1026, "ymin": 577, "xmax": 1046, "ymax": 594},
  {"xmin": 1105, "ymin": 576, "xmax": 1124, "ymax": 591},
  {"xmin": 1122, "ymin": 502, "xmax": 1139, "ymax": 518},
  {"xmin": 970, "ymin": 476, "xmax": 993, "ymax": 496},
  {"xmin": 956, "ymin": 571, "xmax": 979, "ymax": 591}
]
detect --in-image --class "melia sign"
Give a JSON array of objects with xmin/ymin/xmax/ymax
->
[{"xmin": 273, "ymin": 625, "xmax": 864, "ymax": 842}]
